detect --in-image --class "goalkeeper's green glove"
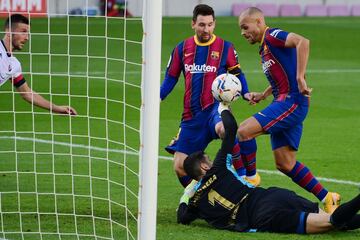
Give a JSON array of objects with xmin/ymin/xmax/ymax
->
[{"xmin": 179, "ymin": 179, "xmax": 198, "ymax": 204}]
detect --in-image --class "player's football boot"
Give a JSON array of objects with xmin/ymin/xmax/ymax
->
[
  {"xmin": 323, "ymin": 192, "xmax": 341, "ymax": 214},
  {"xmin": 245, "ymin": 172, "xmax": 261, "ymax": 187}
]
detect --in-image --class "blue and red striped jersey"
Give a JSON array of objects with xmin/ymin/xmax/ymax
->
[
  {"xmin": 161, "ymin": 35, "xmax": 248, "ymax": 121},
  {"xmin": 260, "ymin": 28, "xmax": 305, "ymax": 103}
]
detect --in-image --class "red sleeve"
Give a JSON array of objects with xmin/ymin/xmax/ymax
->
[
  {"xmin": 12, "ymin": 74, "xmax": 26, "ymax": 88},
  {"xmin": 226, "ymin": 44, "xmax": 240, "ymax": 71},
  {"xmin": 167, "ymin": 46, "xmax": 182, "ymax": 78}
]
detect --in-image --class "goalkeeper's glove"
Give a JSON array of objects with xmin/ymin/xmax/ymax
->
[
  {"xmin": 179, "ymin": 179, "xmax": 198, "ymax": 204},
  {"xmin": 218, "ymin": 102, "xmax": 230, "ymax": 114}
]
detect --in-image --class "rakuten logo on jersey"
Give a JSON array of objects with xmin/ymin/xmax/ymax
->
[
  {"xmin": 184, "ymin": 63, "xmax": 217, "ymax": 74},
  {"xmin": 262, "ymin": 59, "xmax": 275, "ymax": 73}
]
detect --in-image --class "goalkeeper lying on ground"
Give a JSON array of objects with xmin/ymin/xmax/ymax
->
[{"xmin": 177, "ymin": 103, "xmax": 360, "ymax": 234}]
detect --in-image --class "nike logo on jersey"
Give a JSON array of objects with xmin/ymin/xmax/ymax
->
[{"xmin": 184, "ymin": 52, "xmax": 194, "ymax": 57}]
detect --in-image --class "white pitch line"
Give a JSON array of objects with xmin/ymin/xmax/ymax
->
[
  {"xmin": 25, "ymin": 68, "xmax": 360, "ymax": 77},
  {"xmin": 1, "ymin": 136, "xmax": 359, "ymax": 187}
]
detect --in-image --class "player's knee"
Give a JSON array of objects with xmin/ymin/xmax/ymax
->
[
  {"xmin": 215, "ymin": 122, "xmax": 225, "ymax": 139},
  {"xmin": 173, "ymin": 159, "xmax": 183, "ymax": 172},
  {"xmin": 237, "ymin": 126, "xmax": 249, "ymax": 141},
  {"xmin": 173, "ymin": 155, "xmax": 186, "ymax": 175}
]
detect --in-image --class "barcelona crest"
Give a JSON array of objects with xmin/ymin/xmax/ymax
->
[{"xmin": 211, "ymin": 51, "xmax": 219, "ymax": 60}]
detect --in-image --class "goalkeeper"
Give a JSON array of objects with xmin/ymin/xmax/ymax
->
[
  {"xmin": 177, "ymin": 103, "xmax": 360, "ymax": 234},
  {"xmin": 0, "ymin": 14, "xmax": 77, "ymax": 115}
]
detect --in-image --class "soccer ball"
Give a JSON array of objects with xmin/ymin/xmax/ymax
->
[{"xmin": 211, "ymin": 73, "xmax": 242, "ymax": 103}]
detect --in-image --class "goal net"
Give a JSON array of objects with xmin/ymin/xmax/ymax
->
[{"xmin": 0, "ymin": 0, "xmax": 161, "ymax": 239}]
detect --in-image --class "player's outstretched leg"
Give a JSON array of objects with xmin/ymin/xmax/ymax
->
[
  {"xmin": 274, "ymin": 147, "xmax": 340, "ymax": 213},
  {"xmin": 330, "ymin": 194, "xmax": 360, "ymax": 230},
  {"xmin": 283, "ymin": 160, "xmax": 340, "ymax": 213}
]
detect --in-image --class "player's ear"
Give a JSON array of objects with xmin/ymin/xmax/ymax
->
[{"xmin": 191, "ymin": 20, "xmax": 195, "ymax": 29}]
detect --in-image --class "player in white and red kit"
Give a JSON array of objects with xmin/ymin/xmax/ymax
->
[{"xmin": 1, "ymin": 14, "xmax": 77, "ymax": 115}]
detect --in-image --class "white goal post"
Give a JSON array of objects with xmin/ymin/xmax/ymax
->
[{"xmin": 139, "ymin": 0, "xmax": 162, "ymax": 240}]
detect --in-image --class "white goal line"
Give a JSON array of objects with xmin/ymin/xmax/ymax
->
[
  {"xmin": 0, "ymin": 136, "xmax": 359, "ymax": 187},
  {"xmin": 19, "ymin": 68, "xmax": 360, "ymax": 76}
]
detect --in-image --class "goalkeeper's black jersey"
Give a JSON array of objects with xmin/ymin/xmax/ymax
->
[{"xmin": 177, "ymin": 110, "xmax": 255, "ymax": 230}]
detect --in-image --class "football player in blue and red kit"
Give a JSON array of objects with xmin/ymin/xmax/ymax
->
[
  {"xmin": 160, "ymin": 4, "xmax": 259, "ymax": 188},
  {"xmin": 237, "ymin": 7, "xmax": 339, "ymax": 213}
]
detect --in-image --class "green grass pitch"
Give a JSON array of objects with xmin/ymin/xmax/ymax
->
[{"xmin": 0, "ymin": 16, "xmax": 360, "ymax": 239}]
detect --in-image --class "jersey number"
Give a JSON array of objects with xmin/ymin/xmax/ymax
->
[{"xmin": 208, "ymin": 189, "xmax": 236, "ymax": 210}]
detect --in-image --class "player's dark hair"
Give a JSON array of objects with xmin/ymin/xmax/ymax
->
[
  {"xmin": 183, "ymin": 150, "xmax": 206, "ymax": 180},
  {"xmin": 4, "ymin": 14, "xmax": 29, "ymax": 30},
  {"xmin": 192, "ymin": 4, "xmax": 215, "ymax": 22}
]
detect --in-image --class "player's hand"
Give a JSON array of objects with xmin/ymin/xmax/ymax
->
[
  {"xmin": 53, "ymin": 106, "xmax": 78, "ymax": 115},
  {"xmin": 298, "ymin": 78, "xmax": 312, "ymax": 97},
  {"xmin": 243, "ymin": 93, "xmax": 255, "ymax": 105},
  {"xmin": 179, "ymin": 180, "xmax": 198, "ymax": 204},
  {"xmin": 218, "ymin": 102, "xmax": 230, "ymax": 114},
  {"xmin": 250, "ymin": 92, "xmax": 265, "ymax": 105}
]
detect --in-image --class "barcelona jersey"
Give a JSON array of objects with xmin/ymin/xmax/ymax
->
[
  {"xmin": 260, "ymin": 28, "xmax": 307, "ymax": 105},
  {"xmin": 161, "ymin": 35, "xmax": 248, "ymax": 121}
]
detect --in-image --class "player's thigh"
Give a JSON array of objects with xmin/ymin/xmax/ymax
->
[
  {"xmin": 251, "ymin": 187, "xmax": 319, "ymax": 233},
  {"xmin": 237, "ymin": 116, "xmax": 264, "ymax": 141},
  {"xmin": 173, "ymin": 151, "xmax": 188, "ymax": 172}
]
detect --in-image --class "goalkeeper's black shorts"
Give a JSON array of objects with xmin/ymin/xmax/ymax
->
[{"xmin": 242, "ymin": 187, "xmax": 319, "ymax": 234}]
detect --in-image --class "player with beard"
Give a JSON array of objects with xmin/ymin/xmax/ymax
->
[
  {"xmin": 161, "ymin": 4, "xmax": 259, "ymax": 188},
  {"xmin": 0, "ymin": 14, "xmax": 77, "ymax": 115}
]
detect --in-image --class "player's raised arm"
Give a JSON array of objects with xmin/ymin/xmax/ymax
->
[
  {"xmin": 212, "ymin": 104, "xmax": 238, "ymax": 168},
  {"xmin": 285, "ymin": 33, "xmax": 312, "ymax": 96}
]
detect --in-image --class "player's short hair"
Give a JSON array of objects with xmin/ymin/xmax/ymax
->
[
  {"xmin": 183, "ymin": 150, "xmax": 206, "ymax": 180},
  {"xmin": 192, "ymin": 4, "xmax": 215, "ymax": 22},
  {"xmin": 4, "ymin": 14, "xmax": 29, "ymax": 30},
  {"xmin": 242, "ymin": 7, "xmax": 263, "ymax": 17}
]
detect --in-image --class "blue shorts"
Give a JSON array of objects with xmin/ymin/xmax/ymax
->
[
  {"xmin": 253, "ymin": 98, "xmax": 309, "ymax": 151},
  {"xmin": 165, "ymin": 104, "xmax": 221, "ymax": 155}
]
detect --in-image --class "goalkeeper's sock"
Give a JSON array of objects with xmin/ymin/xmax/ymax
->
[
  {"xmin": 232, "ymin": 139, "xmax": 245, "ymax": 176},
  {"xmin": 330, "ymin": 194, "xmax": 360, "ymax": 229},
  {"xmin": 283, "ymin": 161, "xmax": 328, "ymax": 201},
  {"xmin": 178, "ymin": 175, "xmax": 192, "ymax": 188},
  {"xmin": 239, "ymin": 139, "xmax": 257, "ymax": 177}
]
